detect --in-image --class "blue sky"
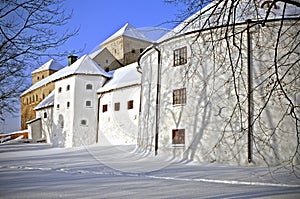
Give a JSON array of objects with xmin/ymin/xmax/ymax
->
[
  {"xmin": 60, "ymin": 0, "xmax": 183, "ymax": 64},
  {"xmin": 1, "ymin": 0, "xmax": 184, "ymax": 133}
]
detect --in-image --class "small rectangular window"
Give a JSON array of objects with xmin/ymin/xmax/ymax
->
[
  {"xmin": 127, "ymin": 100, "xmax": 133, "ymax": 110},
  {"xmin": 114, "ymin": 102, "xmax": 120, "ymax": 111},
  {"xmin": 81, "ymin": 120, "xmax": 87, "ymax": 126},
  {"xmin": 174, "ymin": 46, "xmax": 187, "ymax": 66},
  {"xmin": 67, "ymin": 102, "xmax": 70, "ymax": 108},
  {"xmin": 173, "ymin": 88, "xmax": 186, "ymax": 105},
  {"xmin": 56, "ymin": 104, "xmax": 60, "ymax": 109},
  {"xmin": 86, "ymin": 100, "xmax": 92, "ymax": 107},
  {"xmin": 58, "ymin": 87, "xmax": 62, "ymax": 93},
  {"xmin": 67, "ymin": 85, "xmax": 70, "ymax": 91},
  {"xmin": 102, "ymin": 104, "xmax": 108, "ymax": 112},
  {"xmin": 86, "ymin": 84, "xmax": 93, "ymax": 90},
  {"xmin": 172, "ymin": 129, "xmax": 185, "ymax": 145}
]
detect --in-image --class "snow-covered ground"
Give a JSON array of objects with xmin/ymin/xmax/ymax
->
[{"xmin": 0, "ymin": 142, "xmax": 299, "ymax": 199}]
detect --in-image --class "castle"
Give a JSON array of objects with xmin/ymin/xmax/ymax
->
[{"xmin": 21, "ymin": 1, "xmax": 300, "ymax": 166}]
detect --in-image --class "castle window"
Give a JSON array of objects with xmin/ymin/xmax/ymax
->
[
  {"xmin": 56, "ymin": 104, "xmax": 60, "ymax": 109},
  {"xmin": 43, "ymin": 94, "xmax": 45, "ymax": 99},
  {"xmin": 114, "ymin": 102, "xmax": 120, "ymax": 111},
  {"xmin": 172, "ymin": 129, "xmax": 185, "ymax": 145},
  {"xmin": 26, "ymin": 98, "xmax": 29, "ymax": 105},
  {"xmin": 80, "ymin": 120, "xmax": 87, "ymax": 126},
  {"xmin": 42, "ymin": 75, "xmax": 44, "ymax": 79},
  {"xmin": 43, "ymin": 112, "xmax": 47, "ymax": 118},
  {"xmin": 67, "ymin": 85, "xmax": 70, "ymax": 91},
  {"xmin": 86, "ymin": 100, "xmax": 92, "ymax": 107},
  {"xmin": 58, "ymin": 87, "xmax": 62, "ymax": 93},
  {"xmin": 36, "ymin": 95, "xmax": 38, "ymax": 101},
  {"xmin": 127, "ymin": 100, "xmax": 133, "ymax": 110},
  {"xmin": 86, "ymin": 84, "xmax": 93, "ymax": 90},
  {"xmin": 140, "ymin": 48, "xmax": 144, "ymax": 53},
  {"xmin": 174, "ymin": 46, "xmax": 187, "ymax": 66},
  {"xmin": 131, "ymin": 49, "xmax": 136, "ymax": 53},
  {"xmin": 37, "ymin": 76, "xmax": 40, "ymax": 80},
  {"xmin": 67, "ymin": 102, "xmax": 70, "ymax": 108},
  {"xmin": 102, "ymin": 104, "xmax": 108, "ymax": 112},
  {"xmin": 173, "ymin": 88, "xmax": 186, "ymax": 105},
  {"xmin": 261, "ymin": 1, "xmax": 278, "ymax": 9}
]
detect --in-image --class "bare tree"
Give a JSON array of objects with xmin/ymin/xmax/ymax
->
[
  {"xmin": 0, "ymin": 0, "xmax": 78, "ymax": 121},
  {"xmin": 161, "ymin": 0, "xmax": 299, "ymax": 172}
]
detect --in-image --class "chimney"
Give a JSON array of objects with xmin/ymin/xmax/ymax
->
[{"xmin": 68, "ymin": 55, "xmax": 78, "ymax": 66}]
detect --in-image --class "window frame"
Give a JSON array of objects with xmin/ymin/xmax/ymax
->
[
  {"xmin": 80, "ymin": 119, "xmax": 87, "ymax": 126},
  {"xmin": 114, "ymin": 102, "xmax": 120, "ymax": 111},
  {"xmin": 173, "ymin": 88, "xmax": 186, "ymax": 105},
  {"xmin": 86, "ymin": 84, "xmax": 93, "ymax": 90},
  {"xmin": 86, "ymin": 100, "xmax": 92, "ymax": 107},
  {"xmin": 127, "ymin": 100, "xmax": 134, "ymax": 110},
  {"xmin": 102, "ymin": 104, "xmax": 108, "ymax": 112},
  {"xmin": 172, "ymin": 129, "xmax": 185, "ymax": 146},
  {"xmin": 173, "ymin": 46, "xmax": 187, "ymax": 66}
]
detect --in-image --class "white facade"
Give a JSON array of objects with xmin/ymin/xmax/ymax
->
[
  {"xmin": 36, "ymin": 106, "xmax": 53, "ymax": 143},
  {"xmin": 52, "ymin": 55, "xmax": 109, "ymax": 147},
  {"xmin": 97, "ymin": 63, "xmax": 141, "ymax": 145},
  {"xmin": 138, "ymin": 2, "xmax": 300, "ymax": 165}
]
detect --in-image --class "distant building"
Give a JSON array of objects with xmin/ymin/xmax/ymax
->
[{"xmin": 20, "ymin": 59, "xmax": 64, "ymax": 130}]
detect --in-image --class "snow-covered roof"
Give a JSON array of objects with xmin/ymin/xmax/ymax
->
[
  {"xmin": 21, "ymin": 55, "xmax": 112, "ymax": 96},
  {"xmin": 34, "ymin": 90, "xmax": 55, "ymax": 110},
  {"xmin": 158, "ymin": 0, "xmax": 300, "ymax": 42},
  {"xmin": 32, "ymin": 59, "xmax": 63, "ymax": 74},
  {"xmin": 97, "ymin": 62, "xmax": 141, "ymax": 93},
  {"xmin": 26, "ymin": 117, "xmax": 41, "ymax": 124},
  {"xmin": 101, "ymin": 23, "xmax": 152, "ymax": 45}
]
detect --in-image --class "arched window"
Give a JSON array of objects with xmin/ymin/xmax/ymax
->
[
  {"xmin": 43, "ymin": 112, "xmax": 47, "ymax": 118},
  {"xmin": 81, "ymin": 120, "xmax": 87, "ymax": 126},
  {"xmin": 86, "ymin": 84, "xmax": 93, "ymax": 90}
]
